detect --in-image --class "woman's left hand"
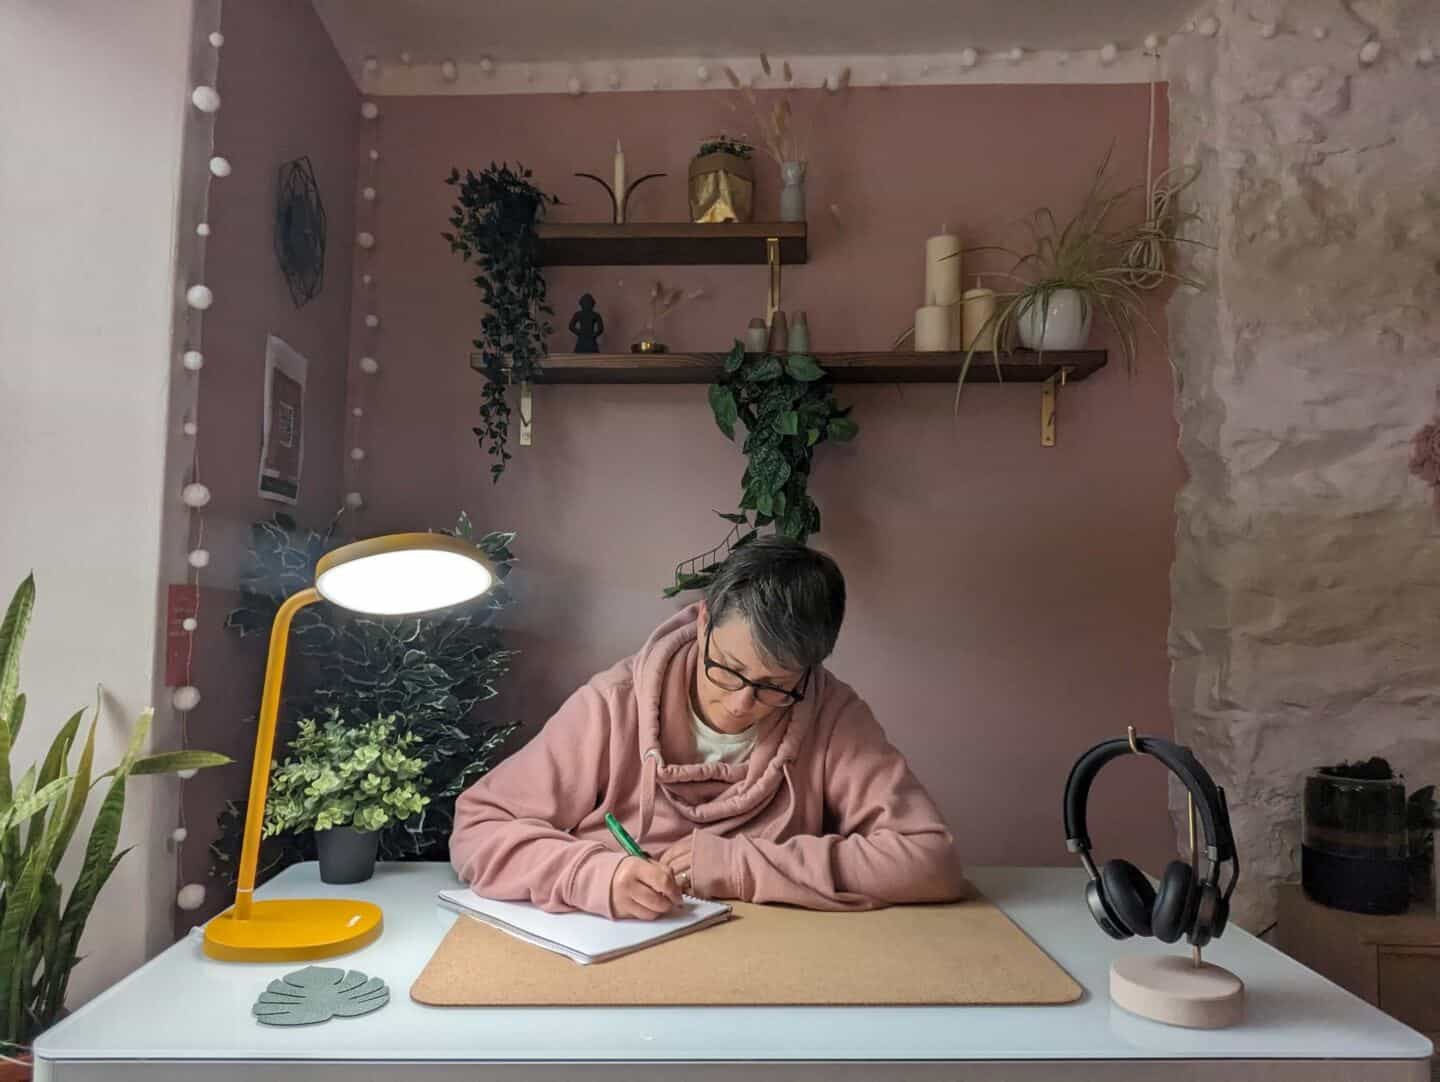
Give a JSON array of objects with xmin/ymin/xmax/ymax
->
[{"xmin": 659, "ymin": 835, "xmax": 695, "ymax": 894}]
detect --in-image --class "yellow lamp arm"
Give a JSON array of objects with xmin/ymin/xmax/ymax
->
[{"xmin": 233, "ymin": 586, "xmax": 320, "ymax": 920}]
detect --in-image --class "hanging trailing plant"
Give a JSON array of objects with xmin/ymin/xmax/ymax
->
[
  {"xmin": 666, "ymin": 342, "xmax": 856, "ymax": 596},
  {"xmin": 443, "ymin": 162, "xmax": 558, "ymax": 481}
]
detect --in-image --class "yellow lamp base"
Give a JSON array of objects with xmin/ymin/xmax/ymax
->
[{"xmin": 203, "ymin": 898, "xmax": 383, "ymax": 963}]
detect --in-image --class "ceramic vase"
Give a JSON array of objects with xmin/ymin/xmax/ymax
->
[
  {"xmin": 788, "ymin": 311, "xmax": 810, "ymax": 353},
  {"xmin": 315, "ymin": 826, "xmax": 379, "ymax": 885},
  {"xmin": 779, "ymin": 161, "xmax": 807, "ymax": 223},
  {"xmin": 1016, "ymin": 288, "xmax": 1092, "ymax": 351},
  {"xmin": 744, "ymin": 318, "xmax": 769, "ymax": 354},
  {"xmin": 766, "ymin": 311, "xmax": 789, "ymax": 354}
]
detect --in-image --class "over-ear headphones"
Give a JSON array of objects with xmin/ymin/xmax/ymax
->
[{"xmin": 1062, "ymin": 733, "xmax": 1239, "ymax": 947}]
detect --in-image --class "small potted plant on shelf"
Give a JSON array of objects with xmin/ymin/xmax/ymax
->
[
  {"xmin": 263, "ymin": 711, "xmax": 429, "ymax": 885},
  {"xmin": 0, "ymin": 575, "xmax": 229, "ymax": 1076},
  {"xmin": 689, "ymin": 134, "xmax": 755, "ymax": 223},
  {"xmin": 958, "ymin": 148, "xmax": 1203, "ymax": 391}
]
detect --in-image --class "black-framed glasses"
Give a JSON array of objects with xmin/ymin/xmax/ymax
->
[{"xmin": 703, "ymin": 627, "xmax": 810, "ymax": 708}]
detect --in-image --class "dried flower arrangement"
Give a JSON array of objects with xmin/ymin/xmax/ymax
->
[
  {"xmin": 723, "ymin": 54, "xmax": 848, "ymax": 164},
  {"xmin": 634, "ymin": 280, "xmax": 707, "ymax": 353}
]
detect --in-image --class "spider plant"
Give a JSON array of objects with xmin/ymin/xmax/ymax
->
[{"xmin": 954, "ymin": 149, "xmax": 1205, "ymax": 396}]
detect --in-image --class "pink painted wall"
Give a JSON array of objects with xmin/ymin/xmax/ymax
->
[
  {"xmin": 349, "ymin": 83, "xmax": 1183, "ymax": 872},
  {"xmin": 180, "ymin": 0, "xmax": 358, "ymax": 929}
]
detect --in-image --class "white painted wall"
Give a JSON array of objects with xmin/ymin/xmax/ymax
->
[{"xmin": 0, "ymin": 0, "xmax": 197, "ymax": 1006}]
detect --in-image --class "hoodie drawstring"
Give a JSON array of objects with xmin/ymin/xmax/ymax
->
[
  {"xmin": 638, "ymin": 748, "xmax": 661, "ymax": 840},
  {"xmin": 772, "ymin": 761, "xmax": 797, "ymax": 839}
]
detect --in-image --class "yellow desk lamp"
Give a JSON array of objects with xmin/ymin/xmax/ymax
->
[{"xmin": 203, "ymin": 532, "xmax": 497, "ymax": 962}]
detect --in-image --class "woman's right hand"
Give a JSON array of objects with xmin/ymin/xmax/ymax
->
[{"xmin": 609, "ymin": 857, "xmax": 682, "ymax": 920}]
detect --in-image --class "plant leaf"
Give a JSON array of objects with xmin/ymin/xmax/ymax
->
[
  {"xmin": 784, "ymin": 354, "xmax": 825, "ymax": 382},
  {"xmin": 708, "ymin": 384, "xmax": 738, "ymax": 440},
  {"xmin": 723, "ymin": 340, "xmax": 745, "ymax": 373},
  {"xmin": 827, "ymin": 416, "xmax": 859, "ymax": 442},
  {"xmin": 0, "ymin": 575, "xmax": 34, "ymax": 740},
  {"xmin": 744, "ymin": 357, "xmax": 784, "ymax": 382},
  {"xmin": 127, "ymin": 750, "xmax": 231, "ymax": 776}
]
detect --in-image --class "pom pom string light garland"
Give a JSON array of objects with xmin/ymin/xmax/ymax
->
[
  {"xmin": 348, "ymin": 74, "xmax": 386, "ymax": 521},
  {"xmin": 170, "ymin": 9, "xmax": 230, "ymax": 918},
  {"xmin": 349, "ymin": 24, "xmax": 1423, "ymax": 96}
]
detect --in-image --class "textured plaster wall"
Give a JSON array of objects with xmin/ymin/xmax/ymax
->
[{"xmin": 1167, "ymin": 0, "xmax": 1440, "ymax": 927}]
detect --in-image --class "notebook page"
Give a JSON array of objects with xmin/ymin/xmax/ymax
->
[{"xmin": 438, "ymin": 888, "xmax": 732, "ymax": 965}]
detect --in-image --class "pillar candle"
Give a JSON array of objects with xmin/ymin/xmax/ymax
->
[
  {"xmin": 914, "ymin": 305, "xmax": 952, "ymax": 352},
  {"xmin": 924, "ymin": 232, "xmax": 963, "ymax": 307},
  {"xmin": 962, "ymin": 281, "xmax": 998, "ymax": 351}
]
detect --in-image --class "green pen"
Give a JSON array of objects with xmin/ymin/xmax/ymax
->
[{"xmin": 604, "ymin": 812, "xmax": 652, "ymax": 860}]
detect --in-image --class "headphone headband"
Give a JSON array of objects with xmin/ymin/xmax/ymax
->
[{"xmin": 1063, "ymin": 735, "xmax": 1235, "ymax": 864}]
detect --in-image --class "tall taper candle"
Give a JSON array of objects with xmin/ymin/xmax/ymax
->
[{"xmin": 614, "ymin": 140, "xmax": 626, "ymax": 223}]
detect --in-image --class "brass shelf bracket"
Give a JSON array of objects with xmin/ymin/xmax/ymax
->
[
  {"xmin": 1041, "ymin": 366, "xmax": 1072, "ymax": 446},
  {"xmin": 766, "ymin": 236, "xmax": 782, "ymax": 325},
  {"xmin": 518, "ymin": 380, "xmax": 534, "ymax": 446}
]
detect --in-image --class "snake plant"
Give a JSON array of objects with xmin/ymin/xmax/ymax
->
[{"xmin": 0, "ymin": 575, "xmax": 228, "ymax": 1056}]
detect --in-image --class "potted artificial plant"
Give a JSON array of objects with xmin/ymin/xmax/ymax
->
[
  {"xmin": 263, "ymin": 710, "xmax": 429, "ymax": 885},
  {"xmin": 689, "ymin": 135, "xmax": 755, "ymax": 223},
  {"xmin": 0, "ymin": 575, "xmax": 229, "ymax": 1075},
  {"xmin": 443, "ymin": 163, "xmax": 558, "ymax": 482}
]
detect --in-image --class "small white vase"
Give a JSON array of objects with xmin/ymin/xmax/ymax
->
[
  {"xmin": 779, "ymin": 161, "xmax": 807, "ymax": 223},
  {"xmin": 1016, "ymin": 288, "xmax": 1093, "ymax": 351}
]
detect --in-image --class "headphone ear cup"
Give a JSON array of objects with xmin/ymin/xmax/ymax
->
[
  {"xmin": 1211, "ymin": 891, "xmax": 1230, "ymax": 940},
  {"xmin": 1101, "ymin": 859, "xmax": 1156, "ymax": 937},
  {"xmin": 1085, "ymin": 877, "xmax": 1131, "ymax": 940},
  {"xmin": 1150, "ymin": 861, "xmax": 1195, "ymax": 944},
  {"xmin": 1188, "ymin": 882, "xmax": 1223, "ymax": 948}
]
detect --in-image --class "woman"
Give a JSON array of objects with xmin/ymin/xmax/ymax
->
[{"xmin": 450, "ymin": 538, "xmax": 967, "ymax": 919}]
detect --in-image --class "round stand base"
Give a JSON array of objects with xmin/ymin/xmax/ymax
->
[
  {"xmin": 1110, "ymin": 954, "xmax": 1245, "ymax": 1029},
  {"xmin": 203, "ymin": 898, "xmax": 383, "ymax": 962}
]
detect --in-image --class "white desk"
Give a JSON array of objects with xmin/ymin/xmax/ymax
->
[{"xmin": 34, "ymin": 863, "xmax": 1433, "ymax": 1081}]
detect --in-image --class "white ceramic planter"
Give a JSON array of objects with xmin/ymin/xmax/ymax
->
[{"xmin": 1017, "ymin": 288, "xmax": 1093, "ymax": 351}]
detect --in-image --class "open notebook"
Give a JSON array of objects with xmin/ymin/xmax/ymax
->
[{"xmin": 437, "ymin": 887, "xmax": 733, "ymax": 965}]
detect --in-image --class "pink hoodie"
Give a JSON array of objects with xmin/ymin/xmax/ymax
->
[{"xmin": 450, "ymin": 604, "xmax": 968, "ymax": 917}]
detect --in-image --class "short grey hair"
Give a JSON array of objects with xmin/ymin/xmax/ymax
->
[{"xmin": 703, "ymin": 538, "xmax": 846, "ymax": 670}]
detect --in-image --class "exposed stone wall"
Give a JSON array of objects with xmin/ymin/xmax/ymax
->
[{"xmin": 1167, "ymin": 0, "xmax": 1440, "ymax": 928}]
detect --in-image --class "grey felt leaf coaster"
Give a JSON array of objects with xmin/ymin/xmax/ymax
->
[{"xmin": 253, "ymin": 965, "xmax": 390, "ymax": 1026}]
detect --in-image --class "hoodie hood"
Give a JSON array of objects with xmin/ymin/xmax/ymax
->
[{"xmin": 631, "ymin": 603, "xmax": 817, "ymax": 838}]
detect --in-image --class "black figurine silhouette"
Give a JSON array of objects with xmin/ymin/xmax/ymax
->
[{"xmin": 569, "ymin": 293, "xmax": 604, "ymax": 353}]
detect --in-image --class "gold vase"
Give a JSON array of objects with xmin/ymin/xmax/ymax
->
[{"xmin": 689, "ymin": 152, "xmax": 754, "ymax": 224}]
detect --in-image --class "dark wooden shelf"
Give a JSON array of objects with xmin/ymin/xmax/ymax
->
[
  {"xmin": 536, "ymin": 222, "xmax": 807, "ymax": 266},
  {"xmin": 473, "ymin": 350, "xmax": 1106, "ymax": 385}
]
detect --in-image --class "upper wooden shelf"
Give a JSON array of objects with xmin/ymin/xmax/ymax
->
[
  {"xmin": 478, "ymin": 350, "xmax": 1107, "ymax": 385},
  {"xmin": 536, "ymin": 222, "xmax": 807, "ymax": 266}
]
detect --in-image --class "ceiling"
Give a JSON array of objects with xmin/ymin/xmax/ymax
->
[{"xmin": 311, "ymin": 0, "xmax": 1203, "ymax": 70}]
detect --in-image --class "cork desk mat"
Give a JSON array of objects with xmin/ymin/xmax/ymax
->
[{"xmin": 411, "ymin": 894, "xmax": 1082, "ymax": 1007}]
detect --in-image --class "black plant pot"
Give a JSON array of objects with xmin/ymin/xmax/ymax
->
[{"xmin": 315, "ymin": 826, "xmax": 379, "ymax": 885}]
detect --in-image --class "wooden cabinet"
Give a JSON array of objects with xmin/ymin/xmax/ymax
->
[{"xmin": 1277, "ymin": 883, "xmax": 1440, "ymax": 1080}]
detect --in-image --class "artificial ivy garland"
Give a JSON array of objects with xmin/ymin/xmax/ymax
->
[
  {"xmin": 443, "ymin": 163, "xmax": 558, "ymax": 481},
  {"xmin": 668, "ymin": 342, "xmax": 856, "ymax": 595}
]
